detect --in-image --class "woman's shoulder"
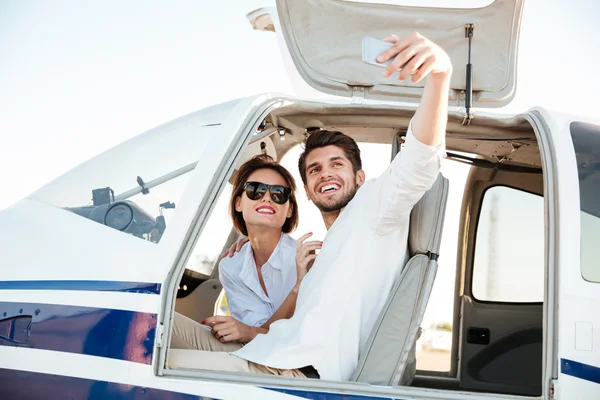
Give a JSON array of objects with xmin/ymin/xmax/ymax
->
[{"xmin": 218, "ymin": 242, "xmax": 250, "ymax": 279}]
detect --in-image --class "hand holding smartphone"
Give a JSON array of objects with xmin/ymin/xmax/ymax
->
[{"xmin": 362, "ymin": 36, "xmax": 409, "ymax": 70}]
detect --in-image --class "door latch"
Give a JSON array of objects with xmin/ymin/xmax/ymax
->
[
  {"xmin": 467, "ymin": 327, "xmax": 490, "ymax": 345},
  {"xmin": 0, "ymin": 314, "xmax": 32, "ymax": 345}
]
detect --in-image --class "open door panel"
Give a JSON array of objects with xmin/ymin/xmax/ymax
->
[{"xmin": 457, "ymin": 166, "xmax": 545, "ymax": 396}]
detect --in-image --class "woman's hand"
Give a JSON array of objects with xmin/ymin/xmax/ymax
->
[
  {"xmin": 295, "ymin": 232, "xmax": 322, "ymax": 284},
  {"xmin": 203, "ymin": 315, "xmax": 266, "ymax": 343},
  {"xmin": 261, "ymin": 233, "xmax": 321, "ymax": 326}
]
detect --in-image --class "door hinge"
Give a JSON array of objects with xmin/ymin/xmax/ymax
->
[
  {"xmin": 548, "ymin": 379, "xmax": 558, "ymax": 400},
  {"xmin": 463, "ymin": 23, "xmax": 475, "ymax": 125},
  {"xmin": 155, "ymin": 321, "xmax": 165, "ymax": 348},
  {"xmin": 350, "ymin": 86, "xmax": 366, "ymax": 104}
]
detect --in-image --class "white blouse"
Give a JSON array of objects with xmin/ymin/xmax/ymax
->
[{"xmin": 219, "ymin": 233, "xmax": 297, "ymax": 327}]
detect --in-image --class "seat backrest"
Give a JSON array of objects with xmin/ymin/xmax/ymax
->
[
  {"xmin": 351, "ymin": 173, "xmax": 449, "ymax": 386},
  {"xmin": 174, "ymin": 278, "xmax": 223, "ymax": 324}
]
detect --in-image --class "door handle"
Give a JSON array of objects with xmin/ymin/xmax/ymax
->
[{"xmin": 467, "ymin": 327, "xmax": 490, "ymax": 345}]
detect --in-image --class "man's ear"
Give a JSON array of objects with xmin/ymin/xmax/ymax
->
[
  {"xmin": 235, "ymin": 196, "xmax": 243, "ymax": 212},
  {"xmin": 304, "ymin": 184, "xmax": 312, "ymax": 202},
  {"xmin": 356, "ymin": 169, "xmax": 366, "ymax": 187}
]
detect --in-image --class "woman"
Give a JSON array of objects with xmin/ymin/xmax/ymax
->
[{"xmin": 171, "ymin": 154, "xmax": 320, "ymax": 351}]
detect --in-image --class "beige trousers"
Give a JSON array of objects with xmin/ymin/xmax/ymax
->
[{"xmin": 168, "ymin": 312, "xmax": 305, "ymax": 378}]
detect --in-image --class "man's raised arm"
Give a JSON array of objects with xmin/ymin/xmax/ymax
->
[
  {"xmin": 365, "ymin": 33, "xmax": 451, "ymax": 230},
  {"xmin": 377, "ymin": 32, "xmax": 452, "ymax": 147}
]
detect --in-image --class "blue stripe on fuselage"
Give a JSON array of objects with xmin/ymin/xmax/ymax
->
[
  {"xmin": 0, "ymin": 280, "xmax": 161, "ymax": 294},
  {"xmin": 0, "ymin": 369, "xmax": 401, "ymax": 400},
  {"xmin": 561, "ymin": 358, "xmax": 600, "ymax": 385},
  {"xmin": 0, "ymin": 369, "xmax": 216, "ymax": 400},
  {"xmin": 0, "ymin": 302, "xmax": 156, "ymax": 364}
]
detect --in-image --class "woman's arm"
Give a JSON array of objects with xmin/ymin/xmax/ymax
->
[
  {"xmin": 260, "ymin": 286, "xmax": 300, "ymax": 329},
  {"xmin": 205, "ymin": 315, "xmax": 267, "ymax": 343},
  {"xmin": 219, "ymin": 257, "xmax": 270, "ymax": 328},
  {"xmin": 209, "ymin": 234, "xmax": 321, "ymax": 342},
  {"xmin": 208, "ymin": 260, "xmax": 268, "ymax": 343},
  {"xmin": 261, "ymin": 232, "xmax": 321, "ymax": 329}
]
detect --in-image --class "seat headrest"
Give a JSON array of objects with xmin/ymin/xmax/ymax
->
[
  {"xmin": 228, "ymin": 137, "xmax": 278, "ymax": 184},
  {"xmin": 408, "ymin": 174, "xmax": 449, "ymax": 256},
  {"xmin": 238, "ymin": 136, "xmax": 277, "ymax": 164}
]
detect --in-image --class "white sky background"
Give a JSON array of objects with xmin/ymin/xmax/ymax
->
[
  {"xmin": 1, "ymin": 0, "xmax": 599, "ymax": 210},
  {"xmin": 1, "ymin": 0, "xmax": 598, "ymax": 327}
]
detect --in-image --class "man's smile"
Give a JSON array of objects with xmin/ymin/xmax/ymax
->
[{"xmin": 316, "ymin": 181, "xmax": 342, "ymax": 196}]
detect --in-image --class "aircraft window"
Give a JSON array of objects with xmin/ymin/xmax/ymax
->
[
  {"xmin": 570, "ymin": 121, "xmax": 600, "ymax": 283},
  {"xmin": 472, "ymin": 186, "xmax": 544, "ymax": 303},
  {"xmin": 27, "ymin": 121, "xmax": 219, "ymax": 243},
  {"xmin": 183, "ymin": 184, "xmax": 233, "ymax": 276}
]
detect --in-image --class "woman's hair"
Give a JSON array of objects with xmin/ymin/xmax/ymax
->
[{"xmin": 229, "ymin": 154, "xmax": 299, "ymax": 236}]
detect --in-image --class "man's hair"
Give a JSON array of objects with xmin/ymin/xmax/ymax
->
[
  {"xmin": 298, "ymin": 130, "xmax": 362, "ymax": 185},
  {"xmin": 229, "ymin": 154, "xmax": 299, "ymax": 236}
]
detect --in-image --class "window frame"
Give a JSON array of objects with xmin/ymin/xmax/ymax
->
[
  {"xmin": 470, "ymin": 184, "xmax": 545, "ymax": 305},
  {"xmin": 569, "ymin": 121, "xmax": 600, "ymax": 284},
  {"xmin": 181, "ymin": 181, "xmax": 236, "ymax": 278}
]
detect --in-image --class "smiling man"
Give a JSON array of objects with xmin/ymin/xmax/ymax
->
[
  {"xmin": 298, "ymin": 131, "xmax": 365, "ymax": 229},
  {"xmin": 230, "ymin": 32, "xmax": 451, "ymax": 381},
  {"xmin": 168, "ymin": 32, "xmax": 451, "ymax": 382}
]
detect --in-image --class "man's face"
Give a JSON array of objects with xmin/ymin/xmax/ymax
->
[{"xmin": 303, "ymin": 145, "xmax": 365, "ymax": 213}]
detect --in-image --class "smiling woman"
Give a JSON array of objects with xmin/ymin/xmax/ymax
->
[
  {"xmin": 170, "ymin": 155, "xmax": 313, "ymax": 368},
  {"xmin": 230, "ymin": 155, "xmax": 298, "ymax": 237}
]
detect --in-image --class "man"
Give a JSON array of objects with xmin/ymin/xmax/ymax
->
[{"xmin": 168, "ymin": 32, "xmax": 451, "ymax": 381}]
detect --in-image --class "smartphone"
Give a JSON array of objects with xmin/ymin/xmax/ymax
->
[{"xmin": 361, "ymin": 36, "xmax": 408, "ymax": 70}]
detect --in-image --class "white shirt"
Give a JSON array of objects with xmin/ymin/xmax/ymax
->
[
  {"xmin": 219, "ymin": 233, "xmax": 297, "ymax": 327},
  {"xmin": 232, "ymin": 121, "xmax": 445, "ymax": 381}
]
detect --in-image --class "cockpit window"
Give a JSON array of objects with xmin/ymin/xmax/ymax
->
[
  {"xmin": 570, "ymin": 121, "xmax": 600, "ymax": 283},
  {"xmin": 29, "ymin": 117, "xmax": 221, "ymax": 244}
]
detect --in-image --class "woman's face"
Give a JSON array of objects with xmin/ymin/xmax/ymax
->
[{"xmin": 235, "ymin": 168, "xmax": 293, "ymax": 234}]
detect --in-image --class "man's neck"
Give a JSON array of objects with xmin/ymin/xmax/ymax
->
[
  {"xmin": 321, "ymin": 209, "xmax": 341, "ymax": 230},
  {"xmin": 247, "ymin": 228, "xmax": 281, "ymax": 268}
]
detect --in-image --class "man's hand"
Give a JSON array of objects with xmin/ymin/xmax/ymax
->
[
  {"xmin": 378, "ymin": 32, "xmax": 451, "ymax": 148},
  {"xmin": 203, "ymin": 315, "xmax": 266, "ymax": 343},
  {"xmin": 377, "ymin": 32, "xmax": 452, "ymax": 83},
  {"xmin": 221, "ymin": 237, "xmax": 249, "ymax": 258},
  {"xmin": 295, "ymin": 232, "xmax": 322, "ymax": 284}
]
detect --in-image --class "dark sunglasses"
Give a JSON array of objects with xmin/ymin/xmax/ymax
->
[{"xmin": 244, "ymin": 181, "xmax": 291, "ymax": 205}]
